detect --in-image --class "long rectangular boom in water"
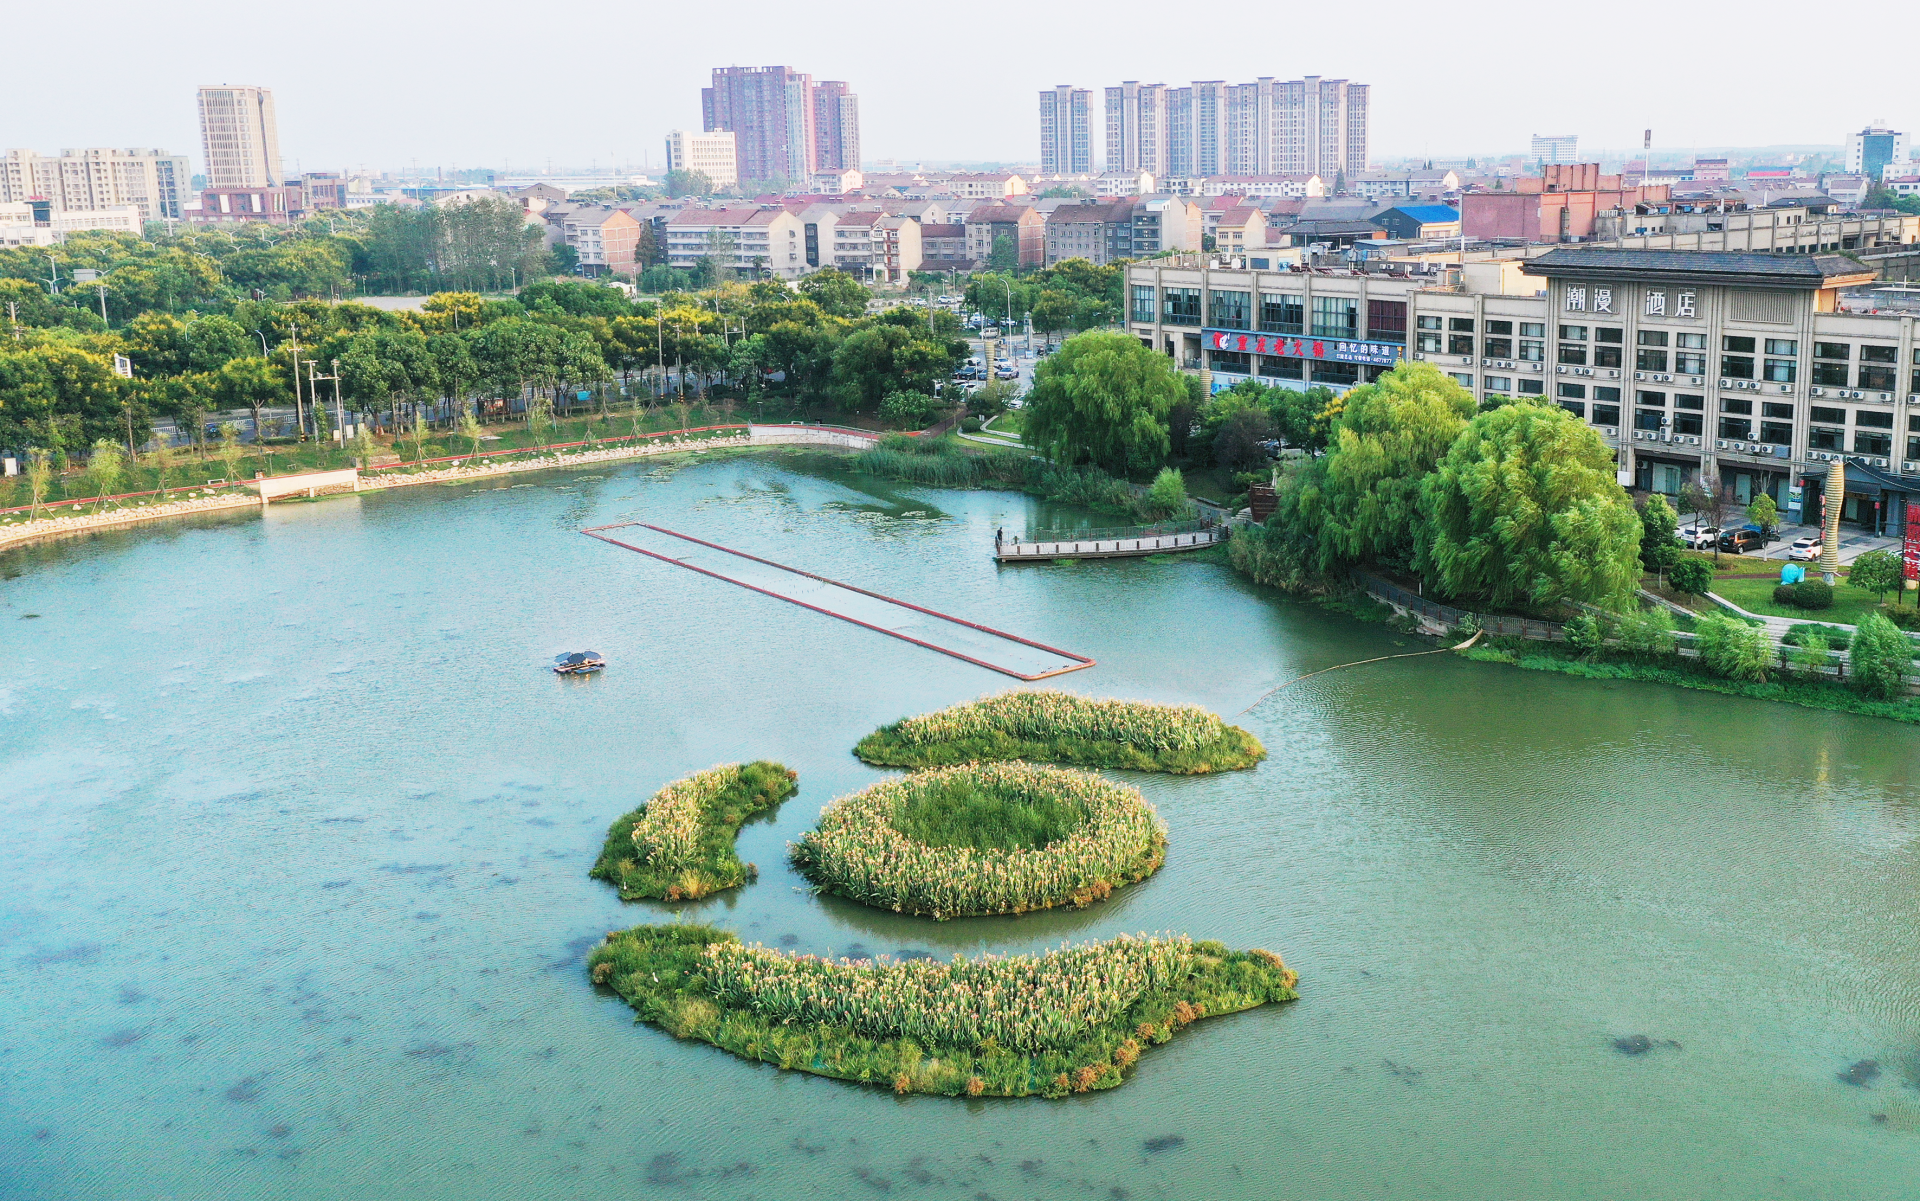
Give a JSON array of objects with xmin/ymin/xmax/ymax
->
[{"xmin": 581, "ymin": 522, "xmax": 1094, "ymax": 681}]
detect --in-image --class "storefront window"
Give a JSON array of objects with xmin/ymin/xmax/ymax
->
[
  {"xmin": 1209, "ymin": 290, "xmax": 1251, "ymax": 330},
  {"xmin": 1310, "ymin": 296, "xmax": 1357, "ymax": 339},
  {"xmin": 1259, "ymin": 293, "xmax": 1303, "ymax": 334},
  {"xmin": 1131, "ymin": 285, "xmax": 1156, "ymax": 324},
  {"xmin": 1162, "ymin": 288, "xmax": 1201, "ymax": 326}
]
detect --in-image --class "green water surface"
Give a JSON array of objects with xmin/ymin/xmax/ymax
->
[{"xmin": 2, "ymin": 450, "xmax": 1917, "ymax": 1200}]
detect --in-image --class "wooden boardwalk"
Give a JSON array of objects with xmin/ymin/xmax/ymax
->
[{"xmin": 995, "ymin": 525, "xmax": 1228, "ymax": 562}]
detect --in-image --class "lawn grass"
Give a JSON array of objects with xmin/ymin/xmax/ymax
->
[
  {"xmin": 1709, "ymin": 573, "xmax": 1899, "ymax": 625},
  {"xmin": 1460, "ymin": 641, "xmax": 1920, "ymax": 724},
  {"xmin": 854, "ymin": 692, "xmax": 1266, "ymax": 776},
  {"xmin": 586, "ymin": 923, "xmax": 1298, "ymax": 1098},
  {"xmin": 984, "ymin": 409, "xmax": 1026, "ymax": 438},
  {"xmin": 790, "ymin": 764, "xmax": 1167, "ymax": 918},
  {"xmin": 589, "ymin": 761, "xmax": 799, "ymax": 901}
]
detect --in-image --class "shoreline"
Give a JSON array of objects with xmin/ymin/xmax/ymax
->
[{"xmin": 0, "ymin": 427, "xmax": 868, "ymax": 555}]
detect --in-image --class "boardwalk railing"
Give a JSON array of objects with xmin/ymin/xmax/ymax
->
[
  {"xmin": 1021, "ymin": 517, "xmax": 1215, "ymax": 542},
  {"xmin": 1353, "ymin": 571, "xmax": 1567, "ymax": 642},
  {"xmin": 997, "ymin": 525, "xmax": 1228, "ymax": 561}
]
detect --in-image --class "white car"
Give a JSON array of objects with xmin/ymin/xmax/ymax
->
[
  {"xmin": 1679, "ymin": 525, "xmax": 1721, "ymax": 550},
  {"xmin": 1786, "ymin": 537, "xmax": 1822, "ymax": 562}
]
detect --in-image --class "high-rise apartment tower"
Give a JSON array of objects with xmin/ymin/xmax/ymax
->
[
  {"xmin": 702, "ymin": 67, "xmax": 860, "ymax": 185},
  {"xmin": 812, "ymin": 80, "xmax": 860, "ymax": 172},
  {"xmin": 1038, "ymin": 86, "xmax": 1092, "ymax": 176},
  {"xmin": 1113, "ymin": 75, "xmax": 1368, "ymax": 181},
  {"xmin": 196, "ymin": 85, "xmax": 282, "ymax": 187}
]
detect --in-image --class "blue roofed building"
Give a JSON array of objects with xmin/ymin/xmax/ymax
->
[{"xmin": 1369, "ymin": 204, "xmax": 1461, "ymax": 241}]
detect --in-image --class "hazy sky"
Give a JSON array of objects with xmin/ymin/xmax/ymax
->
[{"xmin": 6, "ymin": 0, "xmax": 1914, "ymax": 173}]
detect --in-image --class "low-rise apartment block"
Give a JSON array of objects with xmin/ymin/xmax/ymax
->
[
  {"xmin": 1128, "ymin": 248, "xmax": 1920, "ymax": 530},
  {"xmin": 664, "ymin": 130, "xmax": 739, "ymax": 189},
  {"xmin": 664, "ymin": 206, "xmax": 807, "ymax": 277},
  {"xmin": 0, "ymin": 200, "xmax": 143, "ymax": 247},
  {"xmin": 0, "ymin": 148, "xmax": 192, "ymax": 222},
  {"xmin": 965, "ymin": 204, "xmax": 1045, "ymax": 267}
]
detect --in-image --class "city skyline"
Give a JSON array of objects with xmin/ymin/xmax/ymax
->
[{"xmin": 1, "ymin": 0, "xmax": 1911, "ymax": 173}]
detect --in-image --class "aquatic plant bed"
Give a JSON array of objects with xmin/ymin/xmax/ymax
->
[
  {"xmin": 790, "ymin": 763, "xmax": 1166, "ymax": 918},
  {"xmin": 587, "ymin": 924, "xmax": 1297, "ymax": 1097},
  {"xmin": 590, "ymin": 761, "xmax": 799, "ymax": 901},
  {"xmin": 854, "ymin": 690, "xmax": 1266, "ymax": 774},
  {"xmin": 1461, "ymin": 642, "xmax": 1920, "ymax": 724}
]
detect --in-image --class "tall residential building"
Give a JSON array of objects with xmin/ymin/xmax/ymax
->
[
  {"xmin": 196, "ymin": 85, "xmax": 282, "ymax": 187},
  {"xmin": 1276, "ymin": 76, "xmax": 1367, "ymax": 179},
  {"xmin": 1105, "ymin": 82, "xmax": 1171, "ymax": 177},
  {"xmin": 1847, "ymin": 123, "xmax": 1909, "ymax": 181},
  {"xmin": 1038, "ymin": 86, "xmax": 1092, "ymax": 176},
  {"xmin": 0, "ymin": 148, "xmax": 191, "ymax": 221},
  {"xmin": 1530, "ymin": 134, "xmax": 1580, "ymax": 165},
  {"xmin": 1139, "ymin": 75, "xmax": 1370, "ymax": 181},
  {"xmin": 702, "ymin": 67, "xmax": 858, "ymax": 185},
  {"xmin": 812, "ymin": 80, "xmax": 860, "ymax": 172},
  {"xmin": 664, "ymin": 130, "xmax": 738, "ymax": 188}
]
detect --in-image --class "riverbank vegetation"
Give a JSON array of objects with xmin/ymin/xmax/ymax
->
[
  {"xmin": 789, "ymin": 763, "xmax": 1166, "ymax": 919},
  {"xmin": 0, "ymin": 223, "xmax": 989, "ymax": 506},
  {"xmin": 590, "ymin": 761, "xmax": 799, "ymax": 901},
  {"xmin": 1228, "ymin": 364, "xmax": 1641, "ymax": 613},
  {"xmin": 854, "ymin": 690, "xmax": 1266, "ymax": 774},
  {"xmin": 586, "ymin": 924, "xmax": 1297, "ymax": 1097},
  {"xmin": 1463, "ymin": 637, "xmax": 1920, "ymax": 723}
]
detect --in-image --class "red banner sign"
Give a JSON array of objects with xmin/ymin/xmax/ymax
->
[{"xmin": 1905, "ymin": 515, "xmax": 1920, "ymax": 581}]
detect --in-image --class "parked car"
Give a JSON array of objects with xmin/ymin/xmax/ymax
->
[
  {"xmin": 994, "ymin": 365, "xmax": 1018, "ymax": 380},
  {"xmin": 1718, "ymin": 528, "xmax": 1767, "ymax": 554},
  {"xmin": 1679, "ymin": 525, "xmax": 1721, "ymax": 549},
  {"xmin": 1787, "ymin": 537, "xmax": 1822, "ymax": 561}
]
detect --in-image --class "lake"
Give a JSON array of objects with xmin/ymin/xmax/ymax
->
[{"xmin": 3, "ymin": 447, "xmax": 1917, "ymax": 1200}]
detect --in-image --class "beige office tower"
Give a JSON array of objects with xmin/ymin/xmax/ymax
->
[{"xmin": 197, "ymin": 85, "xmax": 282, "ymax": 187}]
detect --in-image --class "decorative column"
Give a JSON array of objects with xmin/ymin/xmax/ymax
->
[{"xmin": 1820, "ymin": 460, "xmax": 1844, "ymax": 585}]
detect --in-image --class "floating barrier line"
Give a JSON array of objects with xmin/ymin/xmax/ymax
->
[
  {"xmin": 581, "ymin": 521, "xmax": 1094, "ymax": 682},
  {"xmin": 1239, "ymin": 630, "xmax": 1483, "ymax": 715}
]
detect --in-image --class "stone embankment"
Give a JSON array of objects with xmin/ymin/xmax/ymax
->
[{"xmin": 0, "ymin": 426, "xmax": 870, "ymax": 554}]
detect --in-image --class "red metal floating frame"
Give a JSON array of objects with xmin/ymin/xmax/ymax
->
[{"xmin": 581, "ymin": 521, "xmax": 1094, "ymax": 681}]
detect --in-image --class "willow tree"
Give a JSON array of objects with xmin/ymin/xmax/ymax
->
[
  {"xmin": 1265, "ymin": 362, "xmax": 1473, "ymax": 577},
  {"xmin": 1417, "ymin": 400, "xmax": 1642, "ymax": 611}
]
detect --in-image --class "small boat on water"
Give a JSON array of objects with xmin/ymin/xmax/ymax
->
[{"xmin": 553, "ymin": 651, "xmax": 606, "ymax": 675}]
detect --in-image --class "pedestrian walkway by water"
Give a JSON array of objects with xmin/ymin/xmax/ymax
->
[{"xmin": 584, "ymin": 521, "xmax": 1093, "ymax": 680}]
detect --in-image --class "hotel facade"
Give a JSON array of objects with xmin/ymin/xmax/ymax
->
[{"xmin": 1126, "ymin": 248, "xmax": 1920, "ymax": 531}]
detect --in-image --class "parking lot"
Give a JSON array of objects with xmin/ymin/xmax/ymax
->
[{"xmin": 1681, "ymin": 519, "xmax": 1901, "ymax": 567}]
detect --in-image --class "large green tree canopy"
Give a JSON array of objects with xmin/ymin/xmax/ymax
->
[
  {"xmin": 1272, "ymin": 362, "xmax": 1473, "ymax": 574},
  {"xmin": 1417, "ymin": 400, "xmax": 1643, "ymax": 610},
  {"xmin": 1023, "ymin": 331, "xmax": 1184, "ymax": 476}
]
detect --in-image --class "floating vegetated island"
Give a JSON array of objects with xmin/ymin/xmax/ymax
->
[
  {"xmin": 587, "ymin": 924, "xmax": 1297, "ymax": 1097},
  {"xmin": 790, "ymin": 763, "xmax": 1166, "ymax": 918},
  {"xmin": 854, "ymin": 691, "xmax": 1266, "ymax": 774},
  {"xmin": 590, "ymin": 761, "xmax": 799, "ymax": 901}
]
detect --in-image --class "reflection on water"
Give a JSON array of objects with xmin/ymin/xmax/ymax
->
[{"xmin": 2, "ymin": 452, "xmax": 1919, "ymax": 1201}]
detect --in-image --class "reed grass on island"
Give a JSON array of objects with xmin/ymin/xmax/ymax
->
[
  {"xmin": 789, "ymin": 763, "xmax": 1166, "ymax": 919},
  {"xmin": 586, "ymin": 924, "xmax": 1298, "ymax": 1098},
  {"xmin": 854, "ymin": 691, "xmax": 1267, "ymax": 774},
  {"xmin": 590, "ymin": 761, "xmax": 799, "ymax": 901}
]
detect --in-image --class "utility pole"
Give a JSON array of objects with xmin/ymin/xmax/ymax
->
[
  {"xmin": 288, "ymin": 321, "xmax": 304, "ymax": 439},
  {"xmin": 97, "ymin": 285, "xmax": 109, "ymax": 328},
  {"xmin": 43, "ymin": 254, "xmax": 58, "ymax": 296}
]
